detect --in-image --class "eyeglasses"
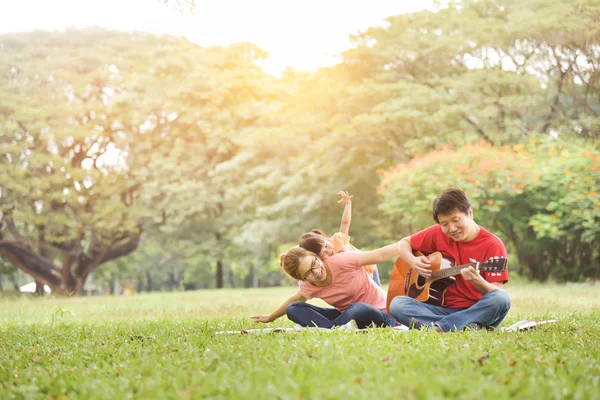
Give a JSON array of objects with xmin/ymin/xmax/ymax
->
[{"xmin": 302, "ymin": 256, "xmax": 321, "ymax": 280}]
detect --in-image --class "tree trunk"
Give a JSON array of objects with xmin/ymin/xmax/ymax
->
[
  {"xmin": 145, "ymin": 269, "xmax": 152, "ymax": 292},
  {"xmin": 108, "ymin": 277, "xmax": 115, "ymax": 295},
  {"xmin": 74, "ymin": 278, "xmax": 85, "ymax": 296},
  {"xmin": 113, "ymin": 276, "xmax": 120, "ymax": 295},
  {"xmin": 34, "ymin": 280, "xmax": 45, "ymax": 296},
  {"xmin": 228, "ymin": 269, "xmax": 236, "ymax": 288},
  {"xmin": 251, "ymin": 263, "xmax": 259, "ymax": 288},
  {"xmin": 214, "ymin": 229, "xmax": 224, "ymax": 289},
  {"xmin": 216, "ymin": 260, "xmax": 223, "ymax": 289},
  {"xmin": 136, "ymin": 273, "xmax": 144, "ymax": 293},
  {"xmin": 172, "ymin": 264, "xmax": 179, "ymax": 290}
]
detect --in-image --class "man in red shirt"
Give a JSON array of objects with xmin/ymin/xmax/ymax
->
[{"xmin": 388, "ymin": 188, "xmax": 511, "ymax": 332}]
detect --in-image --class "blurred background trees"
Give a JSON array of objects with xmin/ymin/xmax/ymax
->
[{"xmin": 1, "ymin": 0, "xmax": 598, "ymax": 294}]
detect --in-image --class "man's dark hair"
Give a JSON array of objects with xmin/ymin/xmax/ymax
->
[{"xmin": 432, "ymin": 188, "xmax": 471, "ymax": 223}]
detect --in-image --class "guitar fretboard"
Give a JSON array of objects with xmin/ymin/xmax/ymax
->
[{"xmin": 430, "ymin": 259, "xmax": 506, "ymax": 281}]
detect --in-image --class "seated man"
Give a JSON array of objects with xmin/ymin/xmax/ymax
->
[{"xmin": 388, "ymin": 188, "xmax": 511, "ymax": 332}]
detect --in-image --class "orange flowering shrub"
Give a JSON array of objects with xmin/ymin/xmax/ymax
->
[
  {"xmin": 377, "ymin": 141, "xmax": 537, "ymax": 227},
  {"xmin": 378, "ymin": 137, "xmax": 600, "ymax": 281}
]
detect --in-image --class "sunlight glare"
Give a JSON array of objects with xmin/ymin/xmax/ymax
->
[{"xmin": 0, "ymin": 0, "xmax": 436, "ymax": 75}]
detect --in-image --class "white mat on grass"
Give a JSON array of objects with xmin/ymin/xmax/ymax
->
[
  {"xmin": 215, "ymin": 319, "xmax": 558, "ymax": 335},
  {"xmin": 216, "ymin": 324, "xmax": 409, "ymax": 335},
  {"xmin": 500, "ymin": 319, "xmax": 558, "ymax": 332}
]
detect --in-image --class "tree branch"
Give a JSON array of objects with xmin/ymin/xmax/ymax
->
[
  {"xmin": 6, "ymin": 219, "xmax": 25, "ymax": 241},
  {"xmin": 542, "ymin": 48, "xmax": 570, "ymax": 133},
  {"xmin": 0, "ymin": 240, "xmax": 61, "ymax": 287},
  {"xmin": 463, "ymin": 114, "xmax": 494, "ymax": 145},
  {"xmin": 75, "ymin": 224, "xmax": 143, "ymax": 278},
  {"xmin": 86, "ymin": 230, "xmax": 105, "ymax": 260},
  {"xmin": 100, "ymin": 231, "xmax": 141, "ymax": 265}
]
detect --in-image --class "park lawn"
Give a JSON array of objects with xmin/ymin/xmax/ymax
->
[{"xmin": 0, "ymin": 283, "xmax": 599, "ymax": 400}]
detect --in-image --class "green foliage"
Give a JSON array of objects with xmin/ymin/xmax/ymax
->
[
  {"xmin": 522, "ymin": 140, "xmax": 600, "ymax": 280},
  {"xmin": 339, "ymin": 0, "xmax": 600, "ymax": 154}
]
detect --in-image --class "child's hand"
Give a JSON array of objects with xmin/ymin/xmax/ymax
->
[{"xmin": 337, "ymin": 190, "xmax": 353, "ymax": 204}]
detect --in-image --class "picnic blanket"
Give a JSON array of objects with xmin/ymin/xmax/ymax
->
[
  {"xmin": 216, "ymin": 325, "xmax": 410, "ymax": 335},
  {"xmin": 215, "ymin": 319, "xmax": 558, "ymax": 335},
  {"xmin": 500, "ymin": 319, "xmax": 558, "ymax": 332}
]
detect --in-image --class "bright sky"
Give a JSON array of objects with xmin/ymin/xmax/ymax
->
[{"xmin": 0, "ymin": 0, "xmax": 435, "ymax": 75}]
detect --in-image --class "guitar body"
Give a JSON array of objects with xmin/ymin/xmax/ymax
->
[
  {"xmin": 386, "ymin": 251, "xmax": 507, "ymax": 312},
  {"xmin": 386, "ymin": 251, "xmax": 455, "ymax": 311}
]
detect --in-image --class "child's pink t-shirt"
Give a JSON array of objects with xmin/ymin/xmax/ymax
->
[
  {"xmin": 298, "ymin": 252, "xmax": 386, "ymax": 312},
  {"xmin": 329, "ymin": 232, "xmax": 376, "ymax": 275}
]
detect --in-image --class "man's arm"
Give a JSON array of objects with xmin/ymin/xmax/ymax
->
[
  {"xmin": 251, "ymin": 291, "xmax": 307, "ymax": 323},
  {"xmin": 461, "ymin": 263, "xmax": 504, "ymax": 294},
  {"xmin": 462, "ymin": 242, "xmax": 509, "ymax": 294},
  {"xmin": 337, "ymin": 190, "xmax": 352, "ymax": 235}
]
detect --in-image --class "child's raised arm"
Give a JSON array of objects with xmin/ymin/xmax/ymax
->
[{"xmin": 337, "ymin": 190, "xmax": 353, "ymax": 235}]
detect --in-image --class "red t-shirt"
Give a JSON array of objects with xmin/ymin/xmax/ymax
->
[{"xmin": 409, "ymin": 225, "xmax": 508, "ymax": 308}]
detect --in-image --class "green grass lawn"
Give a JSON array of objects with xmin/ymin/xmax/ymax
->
[{"xmin": 1, "ymin": 283, "xmax": 599, "ymax": 399}]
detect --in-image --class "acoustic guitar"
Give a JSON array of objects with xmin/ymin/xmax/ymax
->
[{"xmin": 386, "ymin": 251, "xmax": 507, "ymax": 310}]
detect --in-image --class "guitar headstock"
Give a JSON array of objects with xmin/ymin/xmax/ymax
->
[{"xmin": 479, "ymin": 258, "xmax": 507, "ymax": 272}]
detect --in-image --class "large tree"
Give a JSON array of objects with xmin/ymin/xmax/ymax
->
[
  {"xmin": 0, "ymin": 29, "xmax": 267, "ymax": 294},
  {"xmin": 336, "ymin": 0, "xmax": 600, "ymax": 156}
]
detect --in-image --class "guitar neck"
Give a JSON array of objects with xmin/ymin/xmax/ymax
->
[{"xmin": 430, "ymin": 262, "xmax": 481, "ymax": 280}]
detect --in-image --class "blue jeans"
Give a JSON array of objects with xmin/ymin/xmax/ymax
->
[
  {"xmin": 286, "ymin": 301, "xmax": 396, "ymax": 329},
  {"xmin": 388, "ymin": 289, "xmax": 511, "ymax": 332}
]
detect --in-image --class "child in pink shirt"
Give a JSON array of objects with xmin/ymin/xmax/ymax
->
[{"xmin": 299, "ymin": 191, "xmax": 381, "ymax": 286}]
